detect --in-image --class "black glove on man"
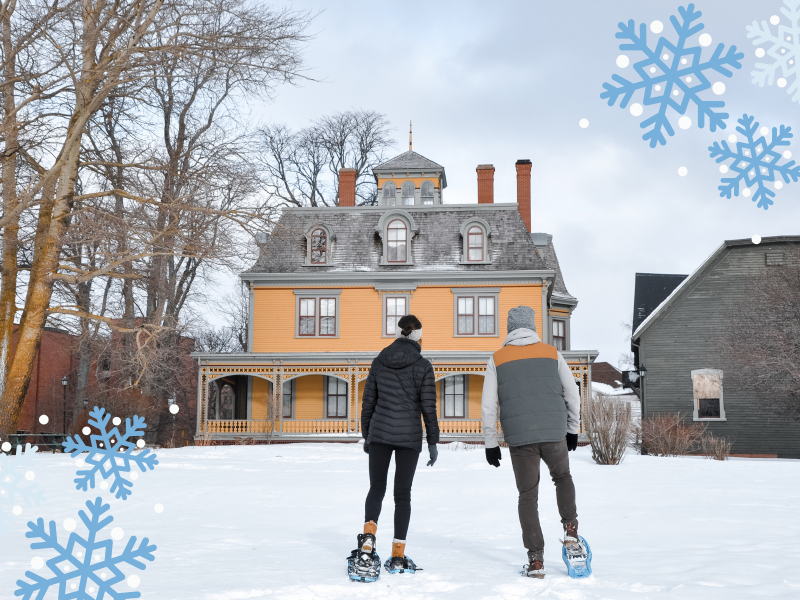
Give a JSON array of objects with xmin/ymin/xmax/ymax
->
[
  {"xmin": 566, "ymin": 433, "xmax": 578, "ymax": 451},
  {"xmin": 426, "ymin": 443, "xmax": 438, "ymax": 466},
  {"xmin": 485, "ymin": 446, "xmax": 502, "ymax": 467},
  {"xmin": 363, "ymin": 442, "xmax": 370, "ymax": 454}
]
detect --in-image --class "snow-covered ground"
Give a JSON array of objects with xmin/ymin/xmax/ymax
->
[{"xmin": 1, "ymin": 443, "xmax": 799, "ymax": 599}]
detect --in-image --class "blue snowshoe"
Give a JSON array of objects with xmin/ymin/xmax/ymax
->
[
  {"xmin": 562, "ymin": 535, "xmax": 592, "ymax": 578},
  {"xmin": 347, "ymin": 534, "xmax": 381, "ymax": 582},
  {"xmin": 384, "ymin": 555, "xmax": 420, "ymax": 574}
]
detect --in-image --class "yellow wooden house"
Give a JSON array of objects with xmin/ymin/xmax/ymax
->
[{"xmin": 193, "ymin": 150, "xmax": 597, "ymax": 441}]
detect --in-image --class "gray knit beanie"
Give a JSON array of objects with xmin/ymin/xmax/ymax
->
[{"xmin": 507, "ymin": 306, "xmax": 536, "ymax": 333}]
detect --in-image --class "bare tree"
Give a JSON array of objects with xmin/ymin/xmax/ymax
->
[
  {"xmin": 258, "ymin": 110, "xmax": 394, "ymax": 207},
  {"xmin": 720, "ymin": 246, "xmax": 800, "ymax": 419},
  {"xmin": 584, "ymin": 393, "xmax": 633, "ymax": 465}
]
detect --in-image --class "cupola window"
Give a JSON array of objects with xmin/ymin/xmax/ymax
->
[
  {"xmin": 382, "ymin": 181, "xmax": 397, "ymax": 206},
  {"xmin": 387, "ymin": 219, "xmax": 408, "ymax": 262},
  {"xmin": 401, "ymin": 181, "xmax": 415, "ymax": 206},
  {"xmin": 421, "ymin": 181, "xmax": 434, "ymax": 205}
]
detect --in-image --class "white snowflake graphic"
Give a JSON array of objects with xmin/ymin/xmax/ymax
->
[
  {"xmin": 601, "ymin": 3, "xmax": 744, "ymax": 147},
  {"xmin": 15, "ymin": 496, "xmax": 156, "ymax": 599},
  {"xmin": 748, "ymin": 0, "xmax": 800, "ymax": 103},
  {"xmin": 62, "ymin": 406, "xmax": 158, "ymax": 500},
  {"xmin": 0, "ymin": 443, "xmax": 45, "ymax": 535},
  {"xmin": 708, "ymin": 114, "xmax": 800, "ymax": 209}
]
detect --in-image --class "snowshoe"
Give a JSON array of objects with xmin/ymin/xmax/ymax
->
[
  {"xmin": 384, "ymin": 555, "xmax": 420, "ymax": 574},
  {"xmin": 521, "ymin": 559, "xmax": 545, "ymax": 579},
  {"xmin": 562, "ymin": 535, "xmax": 592, "ymax": 578},
  {"xmin": 347, "ymin": 534, "xmax": 381, "ymax": 582}
]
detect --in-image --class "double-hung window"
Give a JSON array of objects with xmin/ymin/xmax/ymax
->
[
  {"xmin": 387, "ymin": 220, "xmax": 407, "ymax": 262},
  {"xmin": 452, "ymin": 288, "xmax": 500, "ymax": 337},
  {"xmin": 294, "ymin": 290, "xmax": 341, "ymax": 338},
  {"xmin": 310, "ymin": 228, "xmax": 327, "ymax": 264},
  {"xmin": 384, "ymin": 295, "xmax": 408, "ymax": 336},
  {"xmin": 326, "ymin": 376, "xmax": 348, "ymax": 418},
  {"xmin": 442, "ymin": 375, "xmax": 466, "ymax": 418},
  {"xmin": 552, "ymin": 319, "xmax": 566, "ymax": 350}
]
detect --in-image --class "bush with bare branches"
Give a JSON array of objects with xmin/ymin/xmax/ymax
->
[
  {"xmin": 702, "ymin": 432, "xmax": 733, "ymax": 461},
  {"xmin": 585, "ymin": 393, "xmax": 633, "ymax": 465},
  {"xmin": 639, "ymin": 412, "xmax": 707, "ymax": 456}
]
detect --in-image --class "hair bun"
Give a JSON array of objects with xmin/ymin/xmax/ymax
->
[{"xmin": 401, "ymin": 325, "xmax": 414, "ymax": 336}]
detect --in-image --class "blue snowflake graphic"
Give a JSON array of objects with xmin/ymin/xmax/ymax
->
[
  {"xmin": 62, "ymin": 407, "xmax": 158, "ymax": 500},
  {"xmin": 0, "ymin": 444, "xmax": 45, "ymax": 535},
  {"xmin": 601, "ymin": 4, "xmax": 744, "ymax": 147},
  {"xmin": 748, "ymin": 0, "xmax": 800, "ymax": 104},
  {"xmin": 15, "ymin": 496, "xmax": 156, "ymax": 599},
  {"xmin": 708, "ymin": 114, "xmax": 800, "ymax": 209}
]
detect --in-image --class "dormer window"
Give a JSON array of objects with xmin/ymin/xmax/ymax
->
[
  {"xmin": 311, "ymin": 228, "xmax": 327, "ymax": 264},
  {"xmin": 401, "ymin": 181, "xmax": 415, "ymax": 205},
  {"xmin": 387, "ymin": 219, "xmax": 407, "ymax": 262},
  {"xmin": 459, "ymin": 218, "xmax": 491, "ymax": 264},
  {"xmin": 467, "ymin": 226, "xmax": 484, "ymax": 262},
  {"xmin": 421, "ymin": 180, "xmax": 434, "ymax": 205},
  {"xmin": 382, "ymin": 181, "xmax": 397, "ymax": 206}
]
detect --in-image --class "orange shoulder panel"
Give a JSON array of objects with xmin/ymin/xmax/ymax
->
[{"xmin": 493, "ymin": 342, "xmax": 558, "ymax": 367}]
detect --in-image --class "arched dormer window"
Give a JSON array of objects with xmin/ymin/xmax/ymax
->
[
  {"xmin": 375, "ymin": 210, "xmax": 419, "ymax": 266},
  {"xmin": 421, "ymin": 180, "xmax": 434, "ymax": 205},
  {"xmin": 382, "ymin": 181, "xmax": 397, "ymax": 206},
  {"xmin": 401, "ymin": 181, "xmax": 415, "ymax": 205},
  {"xmin": 387, "ymin": 219, "xmax": 407, "ymax": 262},
  {"xmin": 459, "ymin": 218, "xmax": 492, "ymax": 265},
  {"xmin": 304, "ymin": 224, "xmax": 333, "ymax": 266}
]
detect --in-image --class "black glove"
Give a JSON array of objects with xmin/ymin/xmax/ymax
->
[
  {"xmin": 426, "ymin": 443, "xmax": 438, "ymax": 467},
  {"xmin": 566, "ymin": 433, "xmax": 578, "ymax": 451},
  {"xmin": 485, "ymin": 446, "xmax": 502, "ymax": 467},
  {"xmin": 363, "ymin": 442, "xmax": 370, "ymax": 454}
]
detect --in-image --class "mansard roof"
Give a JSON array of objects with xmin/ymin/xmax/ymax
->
[
  {"xmin": 532, "ymin": 233, "xmax": 574, "ymax": 303},
  {"xmin": 244, "ymin": 204, "xmax": 549, "ymax": 277},
  {"xmin": 373, "ymin": 151, "xmax": 444, "ymax": 173}
]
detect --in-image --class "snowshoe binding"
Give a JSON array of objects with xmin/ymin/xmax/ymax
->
[
  {"xmin": 562, "ymin": 534, "xmax": 592, "ymax": 578},
  {"xmin": 521, "ymin": 559, "xmax": 545, "ymax": 579},
  {"xmin": 347, "ymin": 534, "xmax": 381, "ymax": 582},
  {"xmin": 384, "ymin": 555, "xmax": 420, "ymax": 574}
]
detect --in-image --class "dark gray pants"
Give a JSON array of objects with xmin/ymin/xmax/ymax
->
[{"xmin": 509, "ymin": 440, "xmax": 578, "ymax": 562}]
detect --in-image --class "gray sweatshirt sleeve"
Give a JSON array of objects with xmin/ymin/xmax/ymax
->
[
  {"xmin": 557, "ymin": 352, "xmax": 581, "ymax": 434},
  {"xmin": 481, "ymin": 356, "xmax": 500, "ymax": 448}
]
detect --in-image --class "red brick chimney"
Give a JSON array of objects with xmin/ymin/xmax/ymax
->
[
  {"xmin": 476, "ymin": 164, "xmax": 495, "ymax": 204},
  {"xmin": 515, "ymin": 159, "xmax": 532, "ymax": 232},
  {"xmin": 338, "ymin": 168, "xmax": 357, "ymax": 206}
]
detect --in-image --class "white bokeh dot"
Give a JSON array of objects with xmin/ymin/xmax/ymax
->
[
  {"xmin": 752, "ymin": 234, "xmax": 761, "ymax": 244},
  {"xmin": 775, "ymin": 180, "xmax": 784, "ymax": 190},
  {"xmin": 579, "ymin": 118, "xmax": 590, "ymax": 129},
  {"xmin": 770, "ymin": 15, "xmax": 780, "ymax": 25},
  {"xmin": 71, "ymin": 583, "xmax": 77, "ymax": 590},
  {"xmin": 169, "ymin": 404, "xmax": 180, "ymax": 415},
  {"xmin": 31, "ymin": 556, "xmax": 44, "ymax": 570},
  {"xmin": 756, "ymin": 48, "xmax": 766, "ymax": 58},
  {"xmin": 76, "ymin": 458, "xmax": 85, "ymax": 467},
  {"xmin": 154, "ymin": 503, "xmax": 164, "ymax": 513},
  {"xmin": 1, "ymin": 442, "xmax": 11, "ymax": 452},
  {"xmin": 89, "ymin": 587, "xmax": 96, "ymax": 593},
  {"xmin": 699, "ymin": 33, "xmax": 712, "ymax": 47},
  {"xmin": 655, "ymin": 84, "xmax": 662, "ymax": 91},
  {"xmin": 130, "ymin": 471, "xmax": 139, "ymax": 480},
  {"xmin": 25, "ymin": 470, "xmax": 35, "ymax": 480},
  {"xmin": 12, "ymin": 505, "xmax": 22, "ymax": 515},
  {"xmin": 778, "ymin": 78, "xmax": 788, "ymax": 88},
  {"xmin": 783, "ymin": 150, "xmax": 792, "ymax": 159},
  {"xmin": 100, "ymin": 480, "xmax": 109, "ymax": 490},
  {"xmin": 728, "ymin": 134, "xmax": 738, "ymax": 143},
  {"xmin": 82, "ymin": 427, "xmax": 91, "ymax": 436},
  {"xmin": 673, "ymin": 90, "xmax": 680, "ymax": 96},
  {"xmin": 127, "ymin": 574, "xmax": 141, "ymax": 588},
  {"xmin": 678, "ymin": 166, "xmax": 688, "ymax": 177},
  {"xmin": 38, "ymin": 415, "xmax": 49, "ymax": 425},
  {"xmin": 662, "ymin": 53, "xmax": 669, "ymax": 60},
  {"xmin": 678, "ymin": 116, "xmax": 692, "ymax": 130},
  {"xmin": 76, "ymin": 551, "xmax": 83, "ymax": 558},
  {"xmin": 712, "ymin": 82, "xmax": 726, "ymax": 95},
  {"xmin": 650, "ymin": 20, "xmax": 664, "ymax": 34},
  {"xmin": 136, "ymin": 439, "xmax": 146, "ymax": 449},
  {"xmin": 650, "ymin": 66, "xmax": 657, "ymax": 73},
  {"xmin": 63, "ymin": 518, "xmax": 76, "ymax": 532},
  {"xmin": 112, "ymin": 417, "xmax": 121, "ymax": 426},
  {"xmin": 760, "ymin": 126, "xmax": 769, "ymax": 136},
  {"xmin": 111, "ymin": 527, "xmax": 124, "ymax": 541},
  {"xmin": 743, "ymin": 188, "xmax": 752, "ymax": 197},
  {"xmin": 616, "ymin": 55, "xmax": 630, "ymax": 68},
  {"xmin": 686, "ymin": 76, "xmax": 693, "ymax": 83},
  {"xmin": 719, "ymin": 165, "xmax": 729, "ymax": 174}
]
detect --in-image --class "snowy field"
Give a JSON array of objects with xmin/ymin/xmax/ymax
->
[{"xmin": 1, "ymin": 443, "xmax": 799, "ymax": 599}]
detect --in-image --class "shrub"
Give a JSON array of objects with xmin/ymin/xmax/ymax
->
[
  {"xmin": 584, "ymin": 393, "xmax": 633, "ymax": 465},
  {"xmin": 702, "ymin": 432, "xmax": 733, "ymax": 460},
  {"xmin": 640, "ymin": 412, "xmax": 707, "ymax": 456}
]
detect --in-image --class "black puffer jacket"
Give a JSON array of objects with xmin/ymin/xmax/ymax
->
[{"xmin": 361, "ymin": 338, "xmax": 439, "ymax": 452}]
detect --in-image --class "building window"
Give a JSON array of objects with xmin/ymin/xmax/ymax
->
[
  {"xmin": 294, "ymin": 290, "xmax": 341, "ymax": 338},
  {"xmin": 310, "ymin": 228, "xmax": 327, "ymax": 264},
  {"xmin": 326, "ymin": 376, "xmax": 348, "ymax": 418},
  {"xmin": 385, "ymin": 296, "xmax": 407, "ymax": 336},
  {"xmin": 401, "ymin": 181, "xmax": 415, "ymax": 205},
  {"xmin": 552, "ymin": 319, "xmax": 566, "ymax": 350},
  {"xmin": 452, "ymin": 289, "xmax": 500, "ymax": 336},
  {"xmin": 421, "ymin": 180, "xmax": 434, "ymax": 205},
  {"xmin": 467, "ymin": 226, "xmax": 484, "ymax": 261},
  {"xmin": 387, "ymin": 219, "xmax": 407, "ymax": 262},
  {"xmin": 458, "ymin": 219, "xmax": 491, "ymax": 264},
  {"xmin": 442, "ymin": 375, "xmax": 466, "ymax": 418},
  {"xmin": 382, "ymin": 181, "xmax": 397, "ymax": 206},
  {"xmin": 282, "ymin": 380, "xmax": 294, "ymax": 418},
  {"xmin": 691, "ymin": 369, "xmax": 725, "ymax": 421}
]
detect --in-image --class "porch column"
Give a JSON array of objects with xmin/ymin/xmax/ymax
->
[{"xmin": 277, "ymin": 367, "xmax": 283, "ymax": 433}]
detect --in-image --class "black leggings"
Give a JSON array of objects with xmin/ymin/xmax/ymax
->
[{"xmin": 364, "ymin": 442, "xmax": 420, "ymax": 540}]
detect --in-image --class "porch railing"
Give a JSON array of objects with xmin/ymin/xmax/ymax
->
[
  {"xmin": 281, "ymin": 420, "xmax": 349, "ymax": 434},
  {"xmin": 203, "ymin": 419, "xmax": 499, "ymax": 436}
]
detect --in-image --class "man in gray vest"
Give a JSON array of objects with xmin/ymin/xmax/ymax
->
[{"xmin": 482, "ymin": 306, "xmax": 583, "ymax": 579}]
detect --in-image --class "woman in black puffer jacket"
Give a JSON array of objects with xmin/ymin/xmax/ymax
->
[{"xmin": 351, "ymin": 315, "xmax": 439, "ymax": 576}]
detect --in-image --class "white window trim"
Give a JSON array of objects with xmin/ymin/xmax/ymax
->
[
  {"xmin": 323, "ymin": 375, "xmax": 349, "ymax": 420},
  {"xmin": 458, "ymin": 217, "xmax": 492, "ymax": 265},
  {"xmin": 381, "ymin": 293, "xmax": 411, "ymax": 338},
  {"xmin": 551, "ymin": 317, "xmax": 568, "ymax": 351},
  {"xmin": 303, "ymin": 224, "xmax": 334, "ymax": 267},
  {"xmin": 451, "ymin": 287, "xmax": 500, "ymax": 337},
  {"xmin": 375, "ymin": 210, "xmax": 419, "ymax": 266},
  {"xmin": 294, "ymin": 290, "xmax": 341, "ymax": 338},
  {"xmin": 440, "ymin": 375, "xmax": 469, "ymax": 419},
  {"xmin": 691, "ymin": 368, "xmax": 726, "ymax": 421}
]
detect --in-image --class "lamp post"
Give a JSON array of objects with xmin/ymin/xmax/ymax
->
[{"xmin": 61, "ymin": 376, "xmax": 68, "ymax": 434}]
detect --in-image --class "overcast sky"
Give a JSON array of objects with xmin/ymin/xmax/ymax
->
[{"xmin": 241, "ymin": 0, "xmax": 800, "ymax": 366}]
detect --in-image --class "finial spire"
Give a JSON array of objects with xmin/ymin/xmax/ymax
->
[{"xmin": 409, "ymin": 120, "xmax": 412, "ymax": 151}]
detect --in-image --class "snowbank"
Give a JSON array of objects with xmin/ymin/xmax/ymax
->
[{"xmin": 1, "ymin": 444, "xmax": 798, "ymax": 599}]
